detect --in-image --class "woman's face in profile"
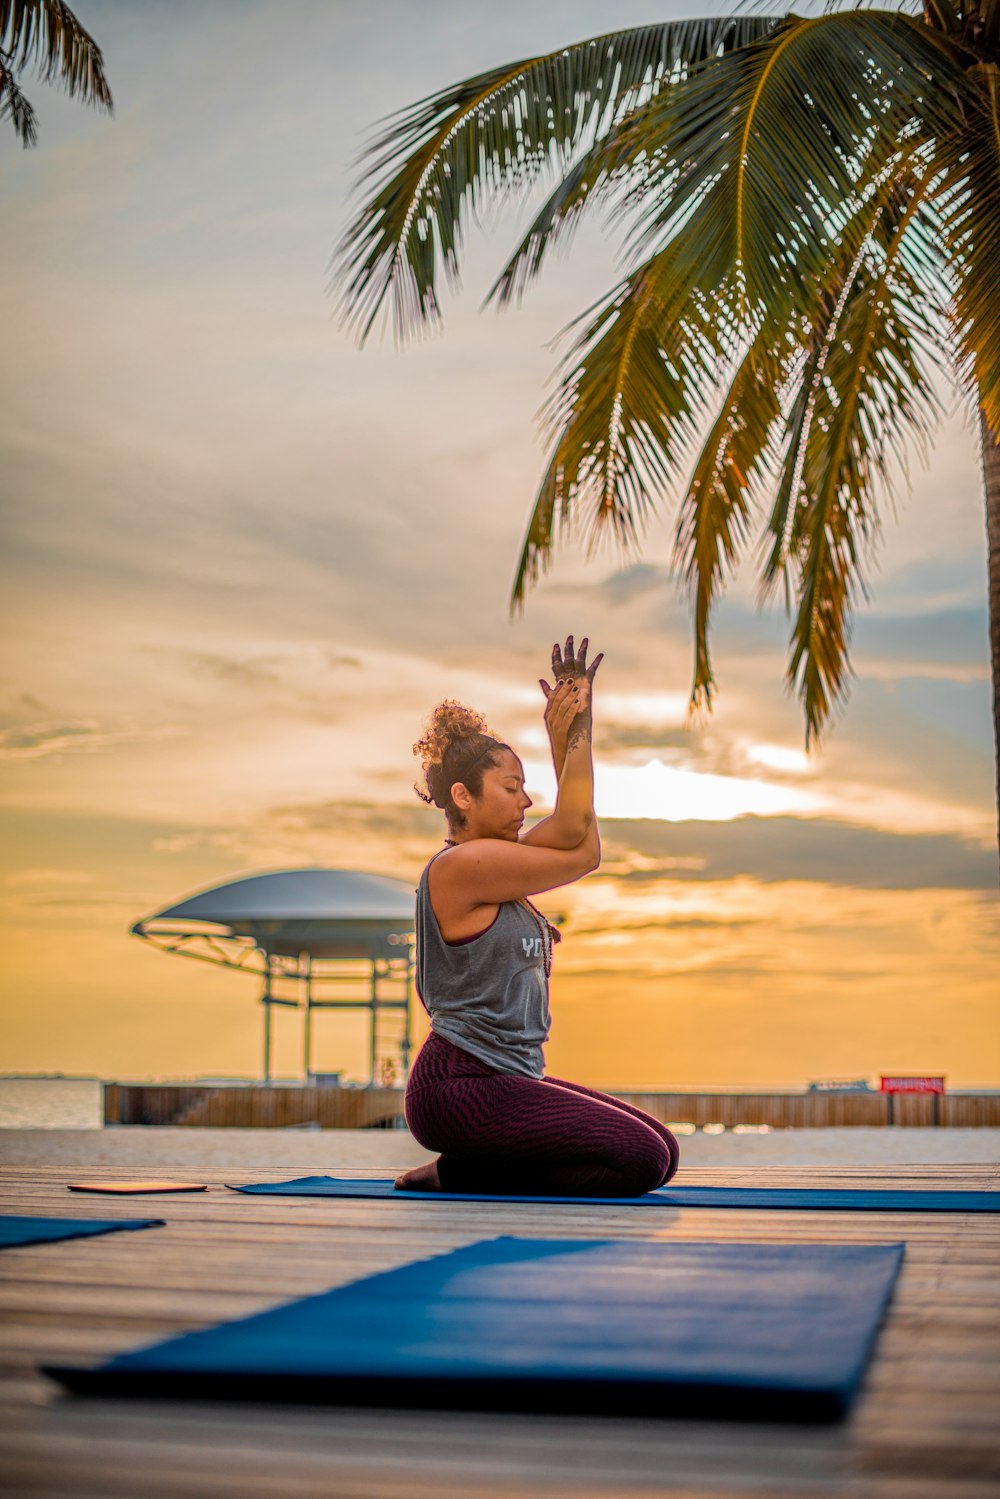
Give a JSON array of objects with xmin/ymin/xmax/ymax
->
[{"xmin": 470, "ymin": 748, "xmax": 533, "ymax": 840}]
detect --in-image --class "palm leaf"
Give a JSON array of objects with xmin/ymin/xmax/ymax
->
[
  {"xmin": 753, "ymin": 129, "xmax": 947, "ymax": 603},
  {"xmin": 484, "ymin": 127, "xmax": 637, "ymax": 310},
  {"xmin": 755, "ymin": 239, "xmax": 880, "ymax": 612},
  {"xmin": 0, "ymin": 0, "xmax": 112, "ymax": 114},
  {"xmin": 979, "ymin": 0, "xmax": 1000, "ymax": 51},
  {"xmin": 621, "ymin": 9, "xmax": 963, "ymax": 321},
  {"xmin": 918, "ymin": 0, "xmax": 963, "ymax": 31},
  {"xmin": 485, "ymin": 15, "xmax": 785, "ymax": 310},
  {"xmin": 665, "ymin": 126, "xmax": 919, "ymax": 723},
  {"xmin": 508, "ymin": 240, "xmax": 728, "ymax": 611},
  {"xmin": 781, "ymin": 165, "xmax": 949, "ymax": 744},
  {"xmin": 756, "ymin": 341, "xmax": 826, "ymax": 617},
  {"xmin": 332, "ymin": 16, "xmax": 780, "ymax": 344},
  {"xmin": 672, "ymin": 337, "xmax": 786, "ymax": 713},
  {"xmin": 940, "ymin": 65, "xmax": 1000, "ymax": 432},
  {"xmin": 0, "ymin": 52, "xmax": 35, "ymax": 145}
]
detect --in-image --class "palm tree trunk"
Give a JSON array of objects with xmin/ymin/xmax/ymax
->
[{"xmin": 979, "ymin": 402, "xmax": 1000, "ymax": 885}]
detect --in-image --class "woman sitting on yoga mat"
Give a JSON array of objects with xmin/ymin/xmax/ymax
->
[{"xmin": 396, "ymin": 635, "xmax": 680, "ymax": 1198}]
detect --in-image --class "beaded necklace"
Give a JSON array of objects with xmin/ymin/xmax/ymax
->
[{"xmin": 442, "ymin": 838, "xmax": 562, "ymax": 978}]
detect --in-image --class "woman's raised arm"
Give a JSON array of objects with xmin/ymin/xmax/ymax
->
[
  {"xmin": 438, "ymin": 820, "xmax": 600, "ymax": 906},
  {"xmin": 521, "ymin": 635, "xmax": 602, "ymax": 852}
]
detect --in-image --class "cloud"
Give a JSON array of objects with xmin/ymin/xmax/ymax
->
[
  {"xmin": 14, "ymin": 896, "xmax": 138, "ymax": 913},
  {"xmin": 151, "ymin": 833, "xmax": 207, "ymax": 855},
  {"xmin": 596, "ymin": 564, "xmax": 990, "ymax": 684},
  {"xmin": 0, "ymin": 720, "xmax": 186, "ymax": 761},
  {"xmin": 3, "ymin": 868, "xmax": 96, "ymax": 888},
  {"xmin": 0, "ymin": 723, "xmax": 99, "ymax": 758},
  {"xmin": 179, "ymin": 652, "xmax": 287, "ymax": 689},
  {"xmin": 598, "ymin": 815, "xmax": 996, "ymax": 890},
  {"xmin": 595, "ymin": 563, "xmax": 667, "ymax": 606},
  {"xmin": 863, "ymin": 553, "xmax": 988, "ymax": 612},
  {"xmin": 572, "ymin": 915, "xmax": 757, "ymax": 934},
  {"xmin": 852, "ymin": 606, "xmax": 989, "ymax": 675},
  {"xmin": 592, "ymin": 723, "xmax": 699, "ymax": 754},
  {"xmin": 139, "ymin": 645, "xmax": 362, "ymax": 722}
]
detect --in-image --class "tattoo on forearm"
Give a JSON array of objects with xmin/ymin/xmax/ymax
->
[{"xmin": 566, "ymin": 723, "xmax": 592, "ymax": 754}]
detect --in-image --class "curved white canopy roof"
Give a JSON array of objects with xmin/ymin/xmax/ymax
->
[{"xmin": 137, "ymin": 868, "xmax": 415, "ymax": 926}]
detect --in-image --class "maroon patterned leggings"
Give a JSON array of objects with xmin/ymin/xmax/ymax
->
[{"xmin": 404, "ymin": 1031, "xmax": 680, "ymax": 1198}]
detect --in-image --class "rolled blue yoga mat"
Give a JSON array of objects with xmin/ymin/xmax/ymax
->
[
  {"xmin": 42, "ymin": 1236, "xmax": 904, "ymax": 1421},
  {"xmin": 224, "ymin": 1175, "xmax": 1000, "ymax": 1212},
  {"xmin": 0, "ymin": 1215, "xmax": 165, "ymax": 1250}
]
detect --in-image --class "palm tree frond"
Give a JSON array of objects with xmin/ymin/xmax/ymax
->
[
  {"xmin": 780, "ymin": 170, "xmax": 948, "ymax": 744},
  {"xmin": 484, "ymin": 123, "xmax": 638, "ymax": 310},
  {"xmin": 756, "ymin": 342, "xmax": 823, "ymax": 616},
  {"xmin": 0, "ymin": 0, "xmax": 112, "ymax": 112},
  {"xmin": 673, "ymin": 340, "xmax": 785, "ymax": 713},
  {"xmin": 755, "ymin": 140, "xmax": 945, "ymax": 608},
  {"xmin": 941, "ymin": 66, "xmax": 1000, "ymax": 431},
  {"xmin": 917, "ymin": 0, "xmax": 962, "ymax": 35},
  {"xmin": 508, "ymin": 241, "xmax": 728, "ymax": 612},
  {"xmin": 333, "ymin": 16, "xmax": 782, "ymax": 344},
  {"xmin": 623, "ymin": 10, "xmax": 964, "ymax": 321},
  {"xmin": 508, "ymin": 454, "xmax": 564, "ymax": 616},
  {"xmin": 0, "ymin": 52, "xmax": 36, "ymax": 144}
]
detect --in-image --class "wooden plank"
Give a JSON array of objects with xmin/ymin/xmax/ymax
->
[{"xmin": 0, "ymin": 1410, "xmax": 857, "ymax": 1493}]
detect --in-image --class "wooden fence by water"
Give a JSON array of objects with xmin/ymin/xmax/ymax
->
[{"xmin": 103, "ymin": 1084, "xmax": 1000, "ymax": 1129}]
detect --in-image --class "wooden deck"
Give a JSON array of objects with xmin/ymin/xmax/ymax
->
[{"xmin": 1, "ymin": 1159, "xmax": 998, "ymax": 1498}]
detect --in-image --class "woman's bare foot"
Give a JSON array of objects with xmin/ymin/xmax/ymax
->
[{"xmin": 394, "ymin": 1158, "xmax": 442, "ymax": 1192}]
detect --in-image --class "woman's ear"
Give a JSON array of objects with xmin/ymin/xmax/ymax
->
[{"xmin": 450, "ymin": 780, "xmax": 472, "ymax": 814}]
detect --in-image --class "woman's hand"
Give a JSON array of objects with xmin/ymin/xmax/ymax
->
[
  {"xmin": 541, "ymin": 635, "xmax": 604, "ymax": 695},
  {"xmin": 539, "ymin": 635, "xmax": 603, "ymax": 772},
  {"xmin": 542, "ymin": 678, "xmax": 587, "ymax": 766}
]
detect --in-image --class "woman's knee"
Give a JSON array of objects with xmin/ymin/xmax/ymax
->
[
  {"xmin": 658, "ymin": 1126, "xmax": 681, "ymax": 1185},
  {"xmin": 403, "ymin": 1087, "xmax": 454, "ymax": 1153},
  {"xmin": 613, "ymin": 1127, "xmax": 677, "ymax": 1196}
]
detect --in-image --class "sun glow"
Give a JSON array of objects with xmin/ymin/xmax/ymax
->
[
  {"xmin": 594, "ymin": 692, "xmax": 690, "ymax": 725},
  {"xmin": 523, "ymin": 757, "xmax": 822, "ymax": 822},
  {"xmin": 594, "ymin": 760, "xmax": 821, "ymax": 821},
  {"xmin": 742, "ymin": 742, "xmax": 812, "ymax": 774}
]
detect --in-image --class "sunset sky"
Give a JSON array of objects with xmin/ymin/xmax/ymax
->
[{"xmin": 2, "ymin": 0, "xmax": 997, "ymax": 1091}]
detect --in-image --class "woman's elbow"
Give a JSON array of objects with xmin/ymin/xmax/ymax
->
[
  {"xmin": 556, "ymin": 810, "xmax": 592, "ymax": 847},
  {"xmin": 577, "ymin": 839, "xmax": 601, "ymax": 876}
]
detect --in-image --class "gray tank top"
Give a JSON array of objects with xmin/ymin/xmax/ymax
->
[{"xmin": 415, "ymin": 849, "xmax": 552, "ymax": 1079}]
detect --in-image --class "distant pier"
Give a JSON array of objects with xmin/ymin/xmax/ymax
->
[{"xmin": 103, "ymin": 1084, "xmax": 1000, "ymax": 1129}]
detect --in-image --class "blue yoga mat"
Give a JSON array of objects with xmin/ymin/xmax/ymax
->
[
  {"xmin": 0, "ymin": 1215, "xmax": 165, "ymax": 1250},
  {"xmin": 225, "ymin": 1174, "xmax": 999, "ymax": 1212},
  {"xmin": 42, "ymin": 1236, "xmax": 903, "ymax": 1421}
]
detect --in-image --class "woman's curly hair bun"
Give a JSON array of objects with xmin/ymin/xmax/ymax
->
[{"xmin": 413, "ymin": 699, "xmax": 509, "ymax": 828}]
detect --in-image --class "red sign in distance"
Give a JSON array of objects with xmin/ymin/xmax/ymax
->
[{"xmin": 879, "ymin": 1076, "xmax": 946, "ymax": 1095}]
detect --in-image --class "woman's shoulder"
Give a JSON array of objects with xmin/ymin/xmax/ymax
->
[
  {"xmin": 424, "ymin": 840, "xmax": 511, "ymax": 890},
  {"xmin": 420, "ymin": 847, "xmax": 452, "ymax": 880},
  {"xmin": 425, "ymin": 842, "xmax": 526, "ymax": 905},
  {"xmin": 422, "ymin": 846, "xmax": 469, "ymax": 904}
]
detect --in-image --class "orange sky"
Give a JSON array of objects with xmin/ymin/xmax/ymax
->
[{"xmin": 2, "ymin": 0, "xmax": 998, "ymax": 1089}]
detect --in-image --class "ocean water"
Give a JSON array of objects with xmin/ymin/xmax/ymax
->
[{"xmin": 0, "ymin": 1078, "xmax": 104, "ymax": 1129}]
